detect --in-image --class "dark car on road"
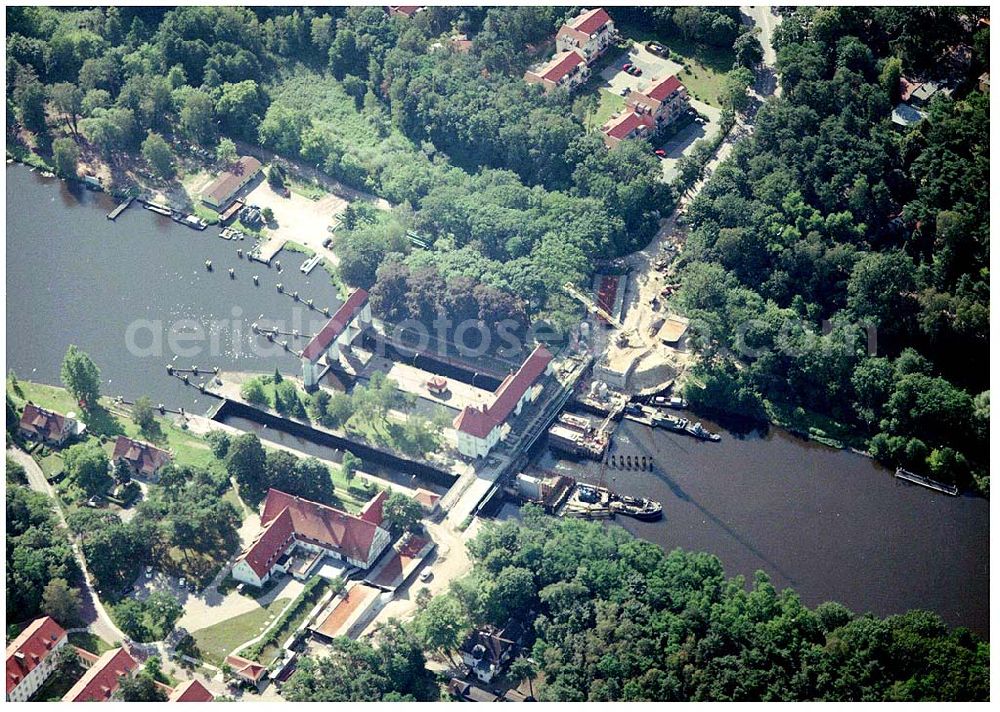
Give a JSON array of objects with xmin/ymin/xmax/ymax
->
[{"xmin": 646, "ymin": 41, "xmax": 669, "ymax": 57}]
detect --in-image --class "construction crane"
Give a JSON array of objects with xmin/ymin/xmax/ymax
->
[{"xmin": 562, "ymin": 282, "xmax": 626, "ymax": 330}]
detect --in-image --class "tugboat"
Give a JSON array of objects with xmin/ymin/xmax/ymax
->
[
  {"xmin": 685, "ymin": 421, "xmax": 721, "ymax": 442},
  {"xmin": 651, "ymin": 411, "xmax": 687, "ymax": 431},
  {"xmin": 610, "ymin": 494, "xmax": 663, "ymax": 521}
]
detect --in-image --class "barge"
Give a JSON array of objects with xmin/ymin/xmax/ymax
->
[
  {"xmin": 547, "ymin": 413, "xmax": 609, "ymax": 460},
  {"xmin": 506, "ymin": 472, "xmax": 663, "ymax": 522}
]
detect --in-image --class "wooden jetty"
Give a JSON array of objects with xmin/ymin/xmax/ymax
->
[
  {"xmin": 107, "ymin": 196, "xmax": 133, "ymax": 220},
  {"xmin": 894, "ymin": 468, "xmax": 959, "ymax": 496}
]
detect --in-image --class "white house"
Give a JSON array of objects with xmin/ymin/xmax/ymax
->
[
  {"xmin": 555, "ymin": 8, "xmax": 616, "ymax": 64},
  {"xmin": 452, "ymin": 345, "xmax": 553, "ymax": 459},
  {"xmin": 232, "ymin": 489, "xmax": 391, "ymax": 587},
  {"xmin": 6, "ymin": 617, "xmax": 68, "ymax": 702}
]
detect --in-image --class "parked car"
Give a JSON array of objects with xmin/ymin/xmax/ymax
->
[
  {"xmin": 646, "ymin": 41, "xmax": 669, "ymax": 57},
  {"xmin": 178, "ymin": 577, "xmax": 186, "ymax": 589},
  {"xmin": 322, "ymin": 237, "xmax": 333, "ymax": 248},
  {"xmin": 619, "ymin": 86, "xmax": 630, "ymax": 96},
  {"xmin": 419, "ymin": 569, "xmax": 434, "ymax": 583},
  {"xmin": 145, "ymin": 566, "xmax": 153, "ymax": 579},
  {"xmin": 654, "ymin": 149, "xmax": 667, "ymax": 158},
  {"xmin": 622, "ymin": 62, "xmax": 633, "ymax": 71},
  {"xmin": 631, "ymin": 66, "xmax": 643, "ymax": 76}
]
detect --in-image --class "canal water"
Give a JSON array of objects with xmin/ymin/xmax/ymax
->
[
  {"xmin": 6, "ymin": 164, "xmax": 341, "ymax": 414},
  {"xmin": 6, "ymin": 164, "xmax": 990, "ymax": 637}
]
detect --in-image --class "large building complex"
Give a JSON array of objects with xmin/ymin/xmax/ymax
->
[
  {"xmin": 200, "ymin": 155, "xmax": 262, "ymax": 210},
  {"xmin": 231, "ymin": 489, "xmax": 392, "ymax": 588},
  {"xmin": 452, "ymin": 345, "xmax": 553, "ymax": 459},
  {"xmin": 524, "ymin": 7, "xmax": 614, "ymax": 94}
]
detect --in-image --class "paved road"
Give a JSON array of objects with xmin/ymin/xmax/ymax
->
[
  {"xmin": 741, "ymin": 5, "xmax": 783, "ymax": 98},
  {"xmin": 9, "ymin": 447, "xmax": 127, "ymax": 645}
]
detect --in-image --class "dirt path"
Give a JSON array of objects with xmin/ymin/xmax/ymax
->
[{"xmin": 9, "ymin": 447, "xmax": 127, "ymax": 644}]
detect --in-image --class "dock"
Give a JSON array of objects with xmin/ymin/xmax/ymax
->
[
  {"xmin": 300, "ymin": 253, "xmax": 323, "ymax": 275},
  {"xmin": 895, "ymin": 468, "xmax": 959, "ymax": 496},
  {"xmin": 106, "ymin": 196, "xmax": 133, "ymax": 220}
]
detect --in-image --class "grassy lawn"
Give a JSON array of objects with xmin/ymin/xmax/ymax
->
[
  {"xmin": 287, "ymin": 177, "xmax": 327, "ymax": 201},
  {"xmin": 586, "ymin": 89, "xmax": 626, "ymax": 131},
  {"xmin": 192, "ymin": 203, "xmax": 221, "ymax": 224},
  {"xmin": 38, "ymin": 452, "xmax": 65, "ymax": 481},
  {"xmin": 190, "ymin": 596, "xmax": 292, "ymax": 667},
  {"xmin": 68, "ymin": 631, "xmax": 114, "ymax": 656},
  {"xmin": 248, "ymin": 579, "xmax": 332, "ymax": 665}
]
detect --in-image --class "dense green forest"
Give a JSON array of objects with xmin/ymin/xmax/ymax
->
[
  {"xmin": 674, "ymin": 7, "xmax": 989, "ymax": 491},
  {"xmin": 439, "ymin": 509, "xmax": 989, "ymax": 701}
]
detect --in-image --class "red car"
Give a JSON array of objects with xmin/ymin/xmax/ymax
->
[
  {"xmin": 622, "ymin": 62, "xmax": 633, "ymax": 71},
  {"xmin": 654, "ymin": 149, "xmax": 667, "ymax": 158},
  {"xmin": 631, "ymin": 66, "xmax": 643, "ymax": 76}
]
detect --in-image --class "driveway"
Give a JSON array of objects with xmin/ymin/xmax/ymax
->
[
  {"xmin": 655, "ymin": 100, "xmax": 723, "ymax": 182},
  {"xmin": 600, "ymin": 43, "xmax": 684, "ymax": 96},
  {"xmin": 176, "ymin": 575, "xmax": 304, "ymax": 635}
]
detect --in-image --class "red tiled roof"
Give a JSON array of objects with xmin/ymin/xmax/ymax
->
[
  {"xmin": 313, "ymin": 584, "xmax": 380, "ymax": 639},
  {"xmin": 203, "ymin": 156, "xmax": 261, "ymax": 206},
  {"xmin": 646, "ymin": 74, "xmax": 683, "ymax": 103},
  {"xmin": 239, "ymin": 489, "xmax": 388, "ymax": 577},
  {"xmin": 301, "ymin": 288, "xmax": 369, "ymax": 363},
  {"xmin": 225, "ymin": 655, "xmax": 267, "ymax": 683},
  {"xmin": 452, "ymin": 345, "xmax": 553, "ymax": 439},
  {"xmin": 63, "ymin": 647, "xmax": 138, "ymax": 702},
  {"xmin": 605, "ymin": 111, "xmax": 654, "ymax": 140},
  {"xmin": 113, "ymin": 435, "xmax": 172, "ymax": 477},
  {"xmin": 413, "ymin": 488, "xmax": 440, "ymax": 511},
  {"xmin": 72, "ymin": 646, "xmax": 99, "ymax": 665},
  {"xmin": 569, "ymin": 8, "xmax": 612, "ymax": 35},
  {"xmin": 168, "ymin": 679, "xmax": 215, "ymax": 702},
  {"xmin": 19, "ymin": 403, "xmax": 69, "ymax": 442},
  {"xmin": 6, "ymin": 616, "xmax": 66, "ymax": 695},
  {"xmin": 542, "ymin": 51, "xmax": 585, "ymax": 82},
  {"xmin": 359, "ymin": 489, "xmax": 387, "ymax": 525}
]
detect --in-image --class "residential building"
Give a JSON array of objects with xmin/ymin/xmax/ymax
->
[
  {"xmin": 112, "ymin": 435, "xmax": 172, "ymax": 481},
  {"xmin": 231, "ymin": 489, "xmax": 391, "ymax": 588},
  {"xmin": 601, "ymin": 110, "xmax": 656, "ymax": 149},
  {"xmin": 412, "ymin": 488, "xmax": 441, "ymax": 514},
  {"xmin": 201, "ymin": 156, "xmax": 262, "ymax": 210},
  {"xmin": 555, "ymin": 8, "xmax": 616, "ymax": 64},
  {"xmin": 301, "ymin": 288, "xmax": 371, "ymax": 390},
  {"xmin": 62, "ymin": 647, "xmax": 138, "ymax": 702},
  {"xmin": 523, "ymin": 51, "xmax": 590, "ymax": 93},
  {"xmin": 167, "ymin": 679, "xmax": 215, "ymax": 702},
  {"xmin": 224, "ymin": 655, "xmax": 268, "ymax": 690},
  {"xmin": 386, "ymin": 6, "xmax": 424, "ymax": 18},
  {"xmin": 18, "ymin": 403, "xmax": 78, "ymax": 445},
  {"xmin": 602, "ymin": 74, "xmax": 690, "ymax": 148},
  {"xmin": 6, "ymin": 616, "xmax": 68, "ymax": 702},
  {"xmin": 459, "ymin": 619, "xmax": 526, "ymax": 683},
  {"xmin": 452, "ymin": 345, "xmax": 554, "ymax": 459},
  {"xmin": 448, "ymin": 678, "xmax": 499, "ymax": 703}
]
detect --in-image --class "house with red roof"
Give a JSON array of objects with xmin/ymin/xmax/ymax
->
[
  {"xmin": 231, "ymin": 489, "xmax": 391, "ymax": 588},
  {"xmin": 18, "ymin": 403, "xmax": 78, "ymax": 446},
  {"xmin": 167, "ymin": 678, "xmax": 215, "ymax": 702},
  {"xmin": 224, "ymin": 654, "xmax": 268, "ymax": 689},
  {"xmin": 556, "ymin": 8, "xmax": 616, "ymax": 64},
  {"xmin": 452, "ymin": 345, "xmax": 553, "ymax": 459},
  {"xmin": 6, "ymin": 616, "xmax": 68, "ymax": 702},
  {"xmin": 301, "ymin": 288, "xmax": 371, "ymax": 390},
  {"xmin": 112, "ymin": 435, "xmax": 172, "ymax": 482},
  {"xmin": 523, "ymin": 50, "xmax": 590, "ymax": 93},
  {"xmin": 62, "ymin": 647, "xmax": 139, "ymax": 702},
  {"xmin": 601, "ymin": 74, "xmax": 689, "ymax": 148}
]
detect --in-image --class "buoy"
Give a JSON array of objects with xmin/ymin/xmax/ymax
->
[
  {"xmin": 275, "ymin": 260, "xmax": 281, "ymax": 270},
  {"xmin": 229, "ymin": 268, "xmax": 235, "ymax": 279},
  {"xmin": 158, "ymin": 403, "xmax": 165, "ymax": 413},
  {"xmin": 277, "ymin": 283, "xmax": 283, "ymax": 292},
  {"xmin": 192, "ymin": 366, "xmax": 199, "ymax": 376},
  {"xmin": 205, "ymin": 260, "xmax": 212, "ymax": 270},
  {"xmin": 182, "ymin": 375, "xmax": 189, "ymax": 384},
  {"xmin": 253, "ymin": 275, "xmax": 259, "ymax": 285},
  {"xmin": 237, "ymin": 248, "xmax": 243, "ymax": 258},
  {"xmin": 292, "ymin": 291, "xmax": 299, "ymax": 301},
  {"xmin": 306, "ymin": 299, "xmax": 314, "ymax": 308},
  {"xmin": 323, "ymin": 307, "xmax": 330, "ymax": 316},
  {"xmin": 166, "ymin": 365, "xmax": 174, "ymax": 375},
  {"xmin": 213, "ymin": 366, "xmax": 220, "ymax": 374}
]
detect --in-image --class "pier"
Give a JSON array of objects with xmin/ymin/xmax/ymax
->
[
  {"xmin": 894, "ymin": 468, "xmax": 959, "ymax": 496},
  {"xmin": 106, "ymin": 196, "xmax": 133, "ymax": 220}
]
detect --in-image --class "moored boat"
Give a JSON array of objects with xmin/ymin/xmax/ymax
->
[{"xmin": 685, "ymin": 421, "xmax": 720, "ymax": 442}]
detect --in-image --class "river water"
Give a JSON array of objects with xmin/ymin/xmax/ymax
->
[
  {"xmin": 6, "ymin": 164, "xmax": 341, "ymax": 414},
  {"xmin": 6, "ymin": 164, "xmax": 990, "ymax": 637}
]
